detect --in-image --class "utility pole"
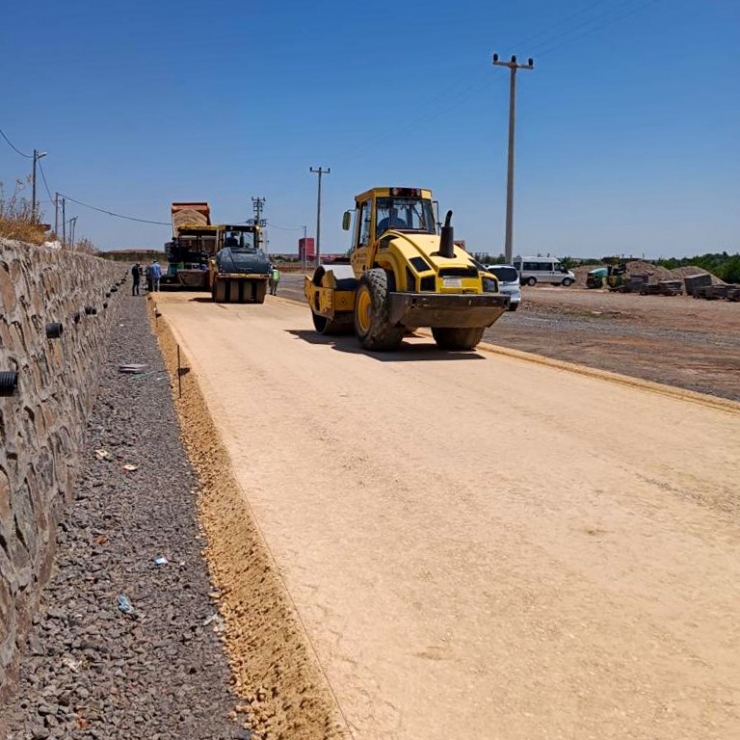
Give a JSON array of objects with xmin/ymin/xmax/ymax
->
[
  {"xmin": 31, "ymin": 149, "xmax": 47, "ymax": 222},
  {"xmin": 69, "ymin": 216, "xmax": 77, "ymax": 246},
  {"xmin": 54, "ymin": 192, "xmax": 59, "ymax": 238},
  {"xmin": 61, "ymin": 197, "xmax": 66, "ymax": 245},
  {"xmin": 309, "ymin": 167, "xmax": 330, "ymax": 266},
  {"xmin": 492, "ymin": 53, "xmax": 534, "ymax": 264},
  {"xmin": 252, "ymin": 197, "xmax": 266, "ymax": 249}
]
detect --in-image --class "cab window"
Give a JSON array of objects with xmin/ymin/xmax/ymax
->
[{"xmin": 359, "ymin": 200, "xmax": 372, "ymax": 247}]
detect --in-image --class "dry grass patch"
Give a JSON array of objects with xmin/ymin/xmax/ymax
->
[{"xmin": 0, "ymin": 179, "xmax": 48, "ymax": 245}]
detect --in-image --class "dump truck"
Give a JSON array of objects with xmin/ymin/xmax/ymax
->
[
  {"xmin": 163, "ymin": 203, "xmax": 213, "ymax": 288},
  {"xmin": 164, "ymin": 203, "xmax": 270, "ymax": 302},
  {"xmin": 304, "ymin": 187, "xmax": 509, "ymax": 351}
]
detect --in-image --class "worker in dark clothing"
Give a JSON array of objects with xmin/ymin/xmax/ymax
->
[{"xmin": 131, "ymin": 263, "xmax": 141, "ymax": 296}]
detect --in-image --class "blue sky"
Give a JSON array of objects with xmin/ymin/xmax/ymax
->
[{"xmin": 1, "ymin": 0, "xmax": 737, "ymax": 259}]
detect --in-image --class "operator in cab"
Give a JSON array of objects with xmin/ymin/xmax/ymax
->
[{"xmin": 376, "ymin": 207, "xmax": 407, "ymax": 236}]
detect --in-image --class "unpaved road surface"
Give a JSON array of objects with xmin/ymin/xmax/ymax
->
[
  {"xmin": 156, "ymin": 291, "xmax": 740, "ymax": 740},
  {"xmin": 277, "ymin": 272, "xmax": 740, "ymax": 401}
]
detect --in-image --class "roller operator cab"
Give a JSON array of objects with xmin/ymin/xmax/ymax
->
[{"xmin": 304, "ymin": 187, "xmax": 509, "ymax": 351}]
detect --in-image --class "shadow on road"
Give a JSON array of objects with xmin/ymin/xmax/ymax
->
[{"xmin": 287, "ymin": 330, "xmax": 486, "ymax": 362}]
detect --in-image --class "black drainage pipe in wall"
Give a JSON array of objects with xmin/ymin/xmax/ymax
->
[
  {"xmin": 0, "ymin": 371, "xmax": 19, "ymax": 397},
  {"xmin": 73, "ymin": 312, "xmax": 81, "ymax": 324},
  {"xmin": 111, "ymin": 286, "xmax": 118, "ymax": 293},
  {"xmin": 46, "ymin": 322, "xmax": 64, "ymax": 339},
  {"xmin": 84, "ymin": 306, "xmax": 97, "ymax": 316}
]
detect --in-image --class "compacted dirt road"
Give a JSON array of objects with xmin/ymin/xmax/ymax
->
[
  {"xmin": 278, "ymin": 273, "xmax": 740, "ymax": 402},
  {"xmin": 155, "ymin": 291, "xmax": 740, "ymax": 740}
]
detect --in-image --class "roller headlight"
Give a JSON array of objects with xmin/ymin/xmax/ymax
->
[{"xmin": 482, "ymin": 276, "xmax": 499, "ymax": 293}]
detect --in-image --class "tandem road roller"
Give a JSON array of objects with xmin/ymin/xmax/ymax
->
[
  {"xmin": 304, "ymin": 187, "xmax": 509, "ymax": 351},
  {"xmin": 164, "ymin": 203, "xmax": 270, "ymax": 303}
]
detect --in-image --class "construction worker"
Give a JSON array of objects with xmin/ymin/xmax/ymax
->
[
  {"xmin": 131, "ymin": 263, "xmax": 141, "ymax": 296},
  {"xmin": 269, "ymin": 264, "xmax": 280, "ymax": 295},
  {"xmin": 150, "ymin": 260, "xmax": 162, "ymax": 292}
]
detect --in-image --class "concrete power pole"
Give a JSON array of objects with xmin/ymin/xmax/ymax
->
[
  {"xmin": 54, "ymin": 192, "xmax": 59, "ymax": 238},
  {"xmin": 310, "ymin": 166, "xmax": 330, "ymax": 266},
  {"xmin": 31, "ymin": 149, "xmax": 47, "ymax": 222},
  {"xmin": 61, "ymin": 197, "xmax": 66, "ymax": 245},
  {"xmin": 492, "ymin": 54, "xmax": 534, "ymax": 264}
]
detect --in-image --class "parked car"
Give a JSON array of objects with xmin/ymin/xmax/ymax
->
[
  {"xmin": 485, "ymin": 264, "xmax": 521, "ymax": 311},
  {"xmin": 513, "ymin": 256, "xmax": 575, "ymax": 286}
]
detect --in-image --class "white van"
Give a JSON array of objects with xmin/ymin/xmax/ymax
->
[{"xmin": 513, "ymin": 256, "xmax": 575, "ymax": 287}]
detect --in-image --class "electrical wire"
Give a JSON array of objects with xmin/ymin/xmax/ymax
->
[
  {"xmin": 509, "ymin": 0, "xmax": 616, "ymax": 49},
  {"xmin": 58, "ymin": 193, "xmax": 170, "ymax": 226},
  {"xmin": 323, "ymin": 1, "xmax": 631, "ymax": 170},
  {"xmin": 326, "ymin": 0, "xmax": 662, "ymax": 170},
  {"xmin": 37, "ymin": 160, "xmax": 55, "ymax": 203},
  {"xmin": 266, "ymin": 221, "xmax": 305, "ymax": 231},
  {"xmin": 5, "ymin": 0, "xmax": 662, "ymax": 229},
  {"xmin": 533, "ymin": 0, "xmax": 661, "ymax": 58},
  {"xmin": 0, "ymin": 126, "xmax": 32, "ymax": 158}
]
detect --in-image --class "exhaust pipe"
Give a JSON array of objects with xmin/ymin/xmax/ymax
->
[{"xmin": 440, "ymin": 210, "xmax": 454, "ymax": 258}]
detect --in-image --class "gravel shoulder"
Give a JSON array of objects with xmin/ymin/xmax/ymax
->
[{"xmin": 0, "ymin": 292, "xmax": 246, "ymax": 740}]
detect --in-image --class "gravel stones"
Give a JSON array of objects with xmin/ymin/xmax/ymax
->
[{"xmin": 1, "ymin": 293, "xmax": 244, "ymax": 739}]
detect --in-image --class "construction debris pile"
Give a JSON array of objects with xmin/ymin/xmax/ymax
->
[{"xmin": 576, "ymin": 261, "xmax": 737, "ymax": 300}]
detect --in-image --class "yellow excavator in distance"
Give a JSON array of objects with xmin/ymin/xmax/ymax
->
[{"xmin": 304, "ymin": 187, "xmax": 509, "ymax": 351}]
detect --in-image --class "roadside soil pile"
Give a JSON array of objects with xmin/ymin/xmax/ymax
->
[
  {"xmin": 573, "ymin": 261, "xmax": 721, "ymax": 287},
  {"xmin": 0, "ymin": 294, "xmax": 247, "ymax": 740}
]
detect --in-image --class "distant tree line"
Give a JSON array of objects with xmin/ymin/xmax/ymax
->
[{"xmin": 655, "ymin": 252, "xmax": 740, "ymax": 283}]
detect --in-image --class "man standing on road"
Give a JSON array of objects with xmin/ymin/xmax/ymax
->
[
  {"xmin": 150, "ymin": 260, "xmax": 162, "ymax": 292},
  {"xmin": 131, "ymin": 263, "xmax": 141, "ymax": 296},
  {"xmin": 269, "ymin": 264, "xmax": 280, "ymax": 295}
]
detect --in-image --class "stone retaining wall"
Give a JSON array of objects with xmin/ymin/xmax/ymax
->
[{"xmin": 0, "ymin": 239, "xmax": 124, "ymax": 698}]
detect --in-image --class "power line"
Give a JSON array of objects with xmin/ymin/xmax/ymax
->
[
  {"xmin": 328, "ymin": 0, "xmax": 661, "ymax": 169},
  {"xmin": 533, "ymin": 0, "xmax": 661, "ymax": 58},
  {"xmin": 266, "ymin": 222, "xmax": 304, "ymax": 231},
  {"xmin": 58, "ymin": 193, "xmax": 170, "ymax": 226},
  {"xmin": 37, "ymin": 160, "xmax": 55, "ymax": 203},
  {"xmin": 0, "ymin": 126, "xmax": 32, "ymax": 159},
  {"xmin": 509, "ymin": 0, "xmax": 615, "ymax": 49}
]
